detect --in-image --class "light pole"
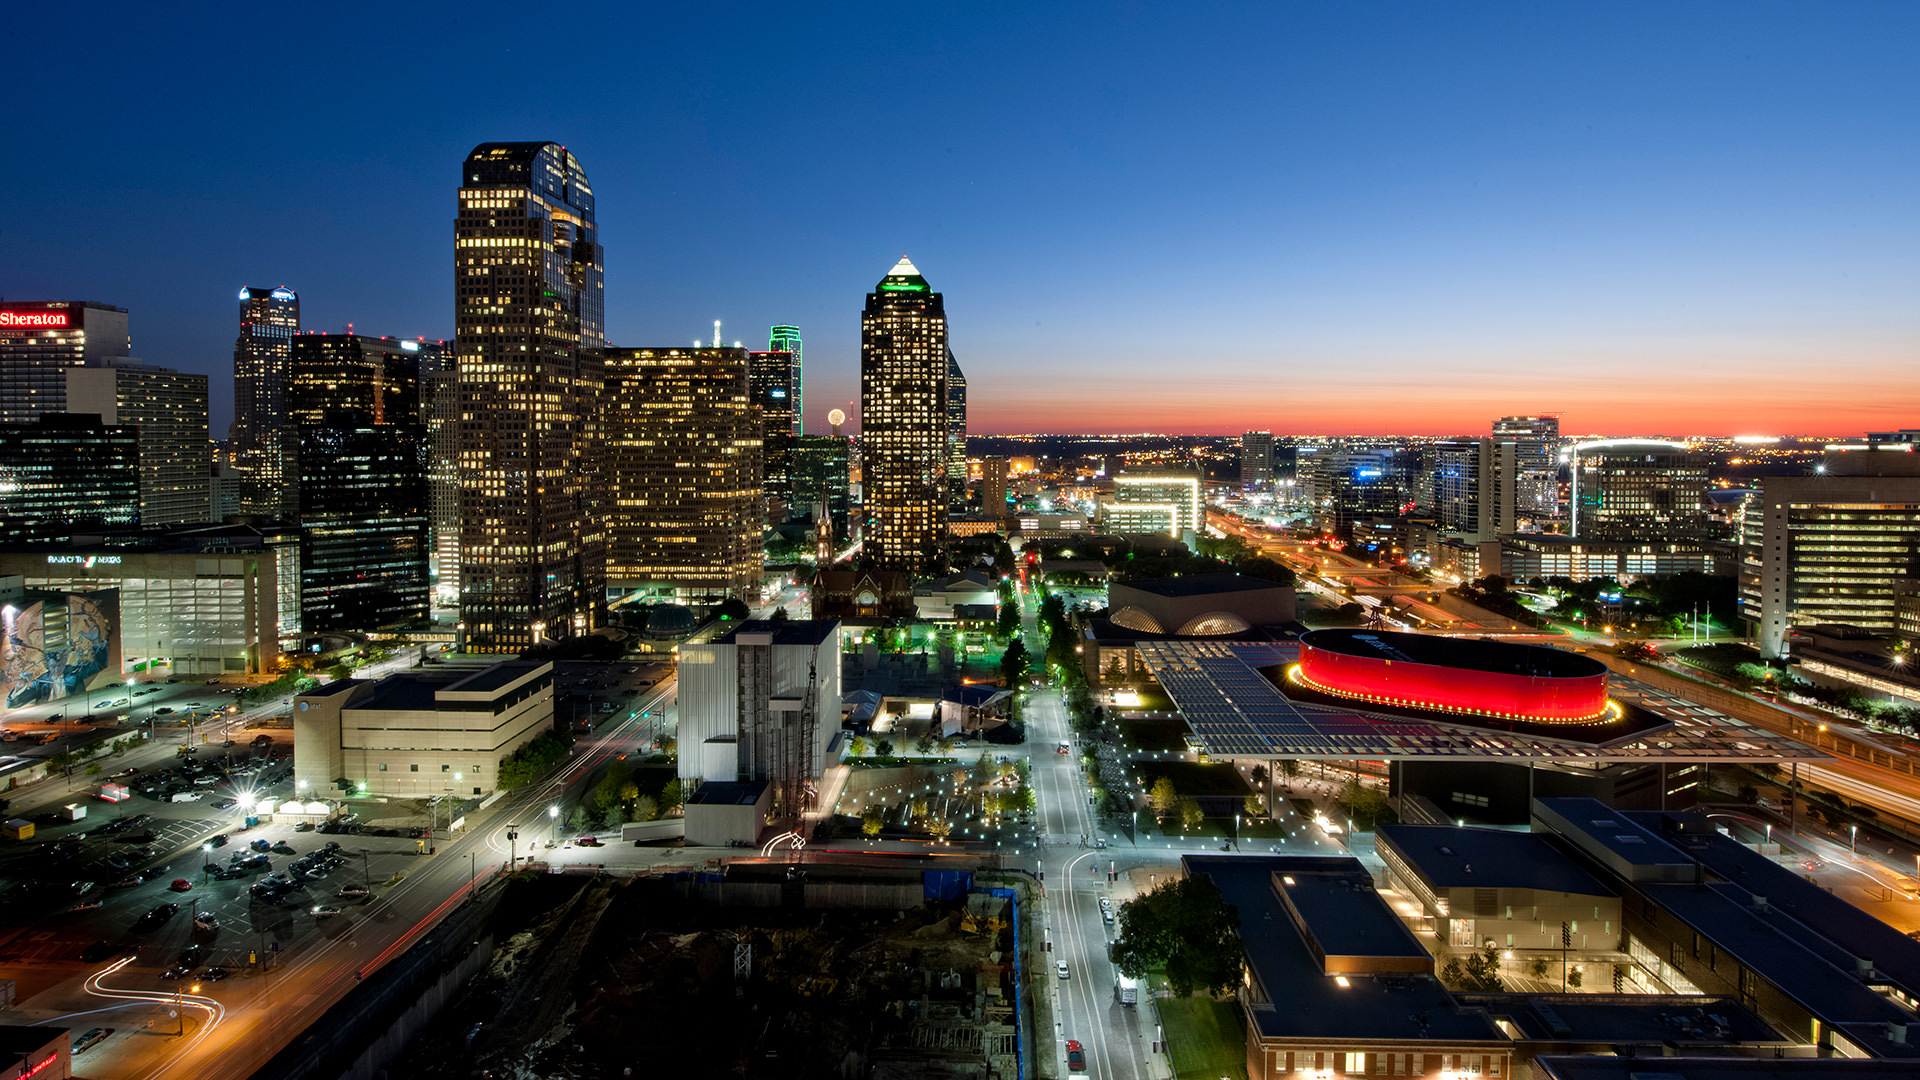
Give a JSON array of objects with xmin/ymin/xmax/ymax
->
[
  {"xmin": 1851, "ymin": 824, "xmax": 1858, "ymax": 858},
  {"xmin": 175, "ymin": 982, "xmax": 199, "ymax": 1035},
  {"xmin": 201, "ymin": 843, "xmax": 213, "ymax": 880},
  {"xmin": 506, "ymin": 825, "xmax": 519, "ymax": 868},
  {"xmin": 549, "ymin": 804, "xmax": 559, "ymax": 847}
]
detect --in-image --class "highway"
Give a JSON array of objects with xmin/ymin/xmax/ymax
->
[{"xmin": 20, "ymin": 674, "xmax": 677, "ymax": 1080}]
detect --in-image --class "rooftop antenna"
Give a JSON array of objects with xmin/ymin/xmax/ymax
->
[{"xmin": 713, "ymin": 320, "xmax": 721, "ymax": 348}]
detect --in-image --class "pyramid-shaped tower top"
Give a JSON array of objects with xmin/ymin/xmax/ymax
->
[{"xmin": 876, "ymin": 255, "xmax": 930, "ymax": 293}]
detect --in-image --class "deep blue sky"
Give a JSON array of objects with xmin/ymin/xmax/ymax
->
[{"xmin": 3, "ymin": 3, "xmax": 1916, "ymax": 436}]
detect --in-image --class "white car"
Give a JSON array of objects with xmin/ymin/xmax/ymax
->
[{"xmin": 1057, "ymin": 961, "xmax": 1070, "ymax": 979}]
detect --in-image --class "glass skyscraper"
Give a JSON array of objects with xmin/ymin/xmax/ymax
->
[
  {"xmin": 946, "ymin": 348, "xmax": 967, "ymax": 507},
  {"xmin": 290, "ymin": 334, "xmax": 433, "ymax": 633},
  {"xmin": 748, "ymin": 348, "xmax": 796, "ymax": 513},
  {"xmin": 232, "ymin": 287, "xmax": 301, "ymax": 518},
  {"xmin": 769, "ymin": 324, "xmax": 802, "ymax": 433},
  {"xmin": 860, "ymin": 257, "xmax": 950, "ymax": 571},
  {"xmin": 454, "ymin": 142, "xmax": 605, "ymax": 651}
]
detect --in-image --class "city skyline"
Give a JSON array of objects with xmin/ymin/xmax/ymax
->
[{"xmin": 2, "ymin": 4, "xmax": 1915, "ymax": 438}]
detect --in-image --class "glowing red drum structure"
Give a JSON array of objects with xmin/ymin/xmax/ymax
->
[{"xmin": 1293, "ymin": 629, "xmax": 1613, "ymax": 724}]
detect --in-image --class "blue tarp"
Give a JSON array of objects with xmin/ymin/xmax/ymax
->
[{"xmin": 923, "ymin": 869, "xmax": 973, "ymax": 901}]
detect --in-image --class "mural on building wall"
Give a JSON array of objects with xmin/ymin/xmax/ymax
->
[{"xmin": 2, "ymin": 590, "xmax": 120, "ymax": 709}]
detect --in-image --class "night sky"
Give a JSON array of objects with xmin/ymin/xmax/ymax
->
[{"xmin": 3, "ymin": 3, "xmax": 1915, "ymax": 437}]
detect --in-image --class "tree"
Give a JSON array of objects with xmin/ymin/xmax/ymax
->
[
  {"xmin": 1243, "ymin": 794, "xmax": 1264, "ymax": 818},
  {"xmin": 1249, "ymin": 764, "xmax": 1270, "ymax": 788},
  {"xmin": 659, "ymin": 778, "xmax": 683, "ymax": 816},
  {"xmin": 915, "ymin": 732, "xmax": 936, "ymax": 755},
  {"xmin": 1111, "ymin": 875, "xmax": 1244, "ymax": 997},
  {"xmin": 1335, "ymin": 778, "xmax": 1395, "ymax": 831},
  {"xmin": 925, "ymin": 815, "xmax": 952, "ymax": 843},
  {"xmin": 1149, "ymin": 777, "xmax": 1180, "ymax": 819},
  {"xmin": 714, "ymin": 597, "xmax": 751, "ymax": 622},
  {"xmin": 875, "ymin": 738, "xmax": 894, "ymax": 758},
  {"xmin": 633, "ymin": 794, "xmax": 659, "ymax": 822},
  {"xmin": 567, "ymin": 806, "xmax": 592, "ymax": 832},
  {"xmin": 1000, "ymin": 639, "xmax": 1030, "ymax": 684},
  {"xmin": 85, "ymin": 761, "xmax": 104, "ymax": 778},
  {"xmin": 1529, "ymin": 956, "xmax": 1552, "ymax": 979},
  {"xmin": 1005, "ymin": 786, "xmax": 1036, "ymax": 816},
  {"xmin": 848, "ymin": 736, "xmax": 869, "ymax": 758},
  {"xmin": 861, "ymin": 803, "xmax": 885, "ymax": 837},
  {"xmin": 767, "ymin": 606, "xmax": 791, "ymax": 622},
  {"xmin": 1440, "ymin": 944, "xmax": 1504, "ymax": 992},
  {"xmin": 1178, "ymin": 799, "xmax": 1205, "ymax": 832},
  {"xmin": 1278, "ymin": 758, "xmax": 1300, "ymax": 780}
]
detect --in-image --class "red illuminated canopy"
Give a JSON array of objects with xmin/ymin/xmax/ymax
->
[{"xmin": 1294, "ymin": 629, "xmax": 1613, "ymax": 725}]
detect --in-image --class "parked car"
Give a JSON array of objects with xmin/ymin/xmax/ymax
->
[
  {"xmin": 168, "ymin": 878, "xmax": 193, "ymax": 892},
  {"xmin": 310, "ymin": 905, "xmax": 342, "ymax": 919},
  {"xmin": 1057, "ymin": 962, "xmax": 1070, "ymax": 979},
  {"xmin": 1067, "ymin": 1040, "xmax": 1085, "ymax": 1072},
  {"xmin": 69, "ymin": 899, "xmax": 105, "ymax": 912},
  {"xmin": 250, "ymin": 838, "xmax": 272, "ymax": 852},
  {"xmin": 576, "ymin": 835, "xmax": 603, "ymax": 847},
  {"xmin": 337, "ymin": 884, "xmax": 370, "ymax": 901},
  {"xmin": 160, "ymin": 965, "xmax": 193, "ymax": 980},
  {"xmin": 199, "ymin": 966, "xmax": 230, "ymax": 981},
  {"xmin": 72, "ymin": 1028, "xmax": 113, "ymax": 1054}
]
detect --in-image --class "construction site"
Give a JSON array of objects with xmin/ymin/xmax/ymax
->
[{"xmin": 379, "ymin": 865, "xmax": 1029, "ymax": 1080}]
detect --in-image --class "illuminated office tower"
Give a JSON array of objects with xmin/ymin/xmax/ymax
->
[
  {"xmin": 67, "ymin": 362, "xmax": 212, "ymax": 527},
  {"xmin": 748, "ymin": 348, "xmax": 796, "ymax": 513},
  {"xmin": 603, "ymin": 347, "xmax": 762, "ymax": 601},
  {"xmin": 289, "ymin": 334, "xmax": 434, "ymax": 632},
  {"xmin": 859, "ymin": 257, "xmax": 950, "ymax": 571},
  {"xmin": 1106, "ymin": 470, "xmax": 1203, "ymax": 546},
  {"xmin": 946, "ymin": 349, "xmax": 967, "ymax": 507},
  {"xmin": 454, "ymin": 142, "xmax": 605, "ymax": 651},
  {"xmin": 423, "ymin": 364, "xmax": 461, "ymax": 612},
  {"xmin": 231, "ymin": 287, "xmax": 301, "ymax": 517},
  {"xmin": 1493, "ymin": 415, "xmax": 1562, "ymax": 521},
  {"xmin": 1240, "ymin": 431, "xmax": 1274, "ymax": 487},
  {"xmin": 769, "ymin": 324, "xmax": 803, "ymax": 433},
  {"xmin": 979, "ymin": 456, "xmax": 1010, "ymax": 518},
  {"xmin": 1741, "ymin": 449, "xmax": 1920, "ymax": 657},
  {"xmin": 1432, "ymin": 438, "xmax": 1517, "ymax": 542},
  {"xmin": 792, "ymin": 434, "xmax": 852, "ymax": 540},
  {"xmin": 1570, "ymin": 440, "xmax": 1708, "ymax": 541},
  {"xmin": 0, "ymin": 300, "xmax": 131, "ymax": 424}
]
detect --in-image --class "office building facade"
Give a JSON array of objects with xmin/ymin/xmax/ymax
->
[
  {"xmin": 1492, "ymin": 414, "xmax": 1561, "ymax": 521},
  {"xmin": 1433, "ymin": 438, "xmax": 1517, "ymax": 542},
  {"xmin": 0, "ymin": 524, "xmax": 291, "ymax": 675},
  {"xmin": 859, "ymin": 257, "xmax": 950, "ymax": 570},
  {"xmin": 1570, "ymin": 440, "xmax": 1708, "ymax": 541},
  {"xmin": 946, "ymin": 348, "xmax": 967, "ymax": 506},
  {"xmin": 423, "ymin": 365, "xmax": 461, "ymax": 611},
  {"xmin": 0, "ymin": 414, "xmax": 140, "ymax": 539},
  {"xmin": 769, "ymin": 324, "xmax": 803, "ymax": 433},
  {"xmin": 455, "ymin": 142, "xmax": 606, "ymax": 651},
  {"xmin": 748, "ymin": 348, "xmax": 796, "ymax": 513},
  {"xmin": 979, "ymin": 455, "xmax": 1010, "ymax": 518},
  {"xmin": 1241, "ymin": 430, "xmax": 1275, "ymax": 486},
  {"xmin": 1106, "ymin": 470, "xmax": 1203, "ymax": 545},
  {"xmin": 1740, "ymin": 450, "xmax": 1920, "ymax": 657},
  {"xmin": 0, "ymin": 300, "xmax": 132, "ymax": 424},
  {"xmin": 67, "ymin": 363, "xmax": 212, "ymax": 528},
  {"xmin": 604, "ymin": 347, "xmax": 762, "ymax": 601},
  {"xmin": 289, "ymin": 334, "xmax": 433, "ymax": 633},
  {"xmin": 231, "ymin": 287, "xmax": 301, "ymax": 517},
  {"xmin": 791, "ymin": 434, "xmax": 852, "ymax": 540}
]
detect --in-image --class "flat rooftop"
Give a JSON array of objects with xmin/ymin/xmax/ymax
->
[
  {"xmin": 1376, "ymin": 825, "xmax": 1616, "ymax": 897},
  {"xmin": 1466, "ymin": 994, "xmax": 1784, "ymax": 1047},
  {"xmin": 1184, "ymin": 855, "xmax": 1504, "ymax": 1044},
  {"xmin": 713, "ymin": 619, "xmax": 838, "ymax": 646},
  {"xmin": 1273, "ymin": 859, "xmax": 1431, "ymax": 972},
  {"xmin": 688, "ymin": 780, "xmax": 767, "ymax": 806},
  {"xmin": 443, "ymin": 661, "xmax": 547, "ymax": 694},
  {"xmin": 1535, "ymin": 1057, "xmax": 1920, "ymax": 1080}
]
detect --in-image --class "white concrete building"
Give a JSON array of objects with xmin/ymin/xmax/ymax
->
[
  {"xmin": 677, "ymin": 620, "xmax": 841, "ymax": 823},
  {"xmin": 292, "ymin": 660, "xmax": 553, "ymax": 799}
]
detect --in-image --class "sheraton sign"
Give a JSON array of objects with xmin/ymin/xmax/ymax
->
[{"xmin": 0, "ymin": 310, "xmax": 72, "ymax": 328}]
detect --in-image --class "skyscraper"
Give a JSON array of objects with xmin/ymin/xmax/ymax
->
[
  {"xmin": 1240, "ymin": 431, "xmax": 1275, "ymax": 487},
  {"xmin": 454, "ymin": 142, "xmax": 605, "ymax": 651},
  {"xmin": 0, "ymin": 300, "xmax": 131, "ymax": 424},
  {"xmin": 769, "ymin": 325, "xmax": 803, "ymax": 433},
  {"xmin": 979, "ymin": 456, "xmax": 1010, "ymax": 518},
  {"xmin": 289, "ymin": 334, "xmax": 433, "ymax": 633},
  {"xmin": 748, "ymin": 348, "xmax": 797, "ymax": 514},
  {"xmin": 860, "ymin": 257, "xmax": 950, "ymax": 571},
  {"xmin": 603, "ymin": 347, "xmax": 762, "ymax": 601},
  {"xmin": 67, "ymin": 362, "xmax": 212, "ymax": 527},
  {"xmin": 946, "ymin": 348, "xmax": 968, "ymax": 507},
  {"xmin": 231, "ymin": 287, "xmax": 301, "ymax": 517},
  {"xmin": 792, "ymin": 434, "xmax": 852, "ymax": 542},
  {"xmin": 1106, "ymin": 470, "xmax": 1203, "ymax": 545},
  {"xmin": 1431, "ymin": 438, "xmax": 1517, "ymax": 542},
  {"xmin": 423, "ymin": 363, "xmax": 461, "ymax": 612},
  {"xmin": 1492, "ymin": 415, "xmax": 1562, "ymax": 522}
]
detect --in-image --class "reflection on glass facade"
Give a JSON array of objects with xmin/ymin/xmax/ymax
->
[
  {"xmin": 769, "ymin": 325, "xmax": 803, "ymax": 434},
  {"xmin": 455, "ymin": 142, "xmax": 605, "ymax": 651},
  {"xmin": 290, "ymin": 335, "xmax": 434, "ymax": 633},
  {"xmin": 748, "ymin": 349, "xmax": 795, "ymax": 512},
  {"xmin": 0, "ymin": 414, "xmax": 140, "ymax": 539}
]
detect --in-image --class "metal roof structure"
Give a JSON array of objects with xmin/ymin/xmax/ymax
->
[{"xmin": 1134, "ymin": 639, "xmax": 1824, "ymax": 763}]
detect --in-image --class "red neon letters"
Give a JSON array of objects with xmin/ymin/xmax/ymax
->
[{"xmin": 0, "ymin": 311, "xmax": 70, "ymax": 328}]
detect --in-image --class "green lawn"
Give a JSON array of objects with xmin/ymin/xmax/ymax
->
[{"xmin": 1155, "ymin": 991, "xmax": 1249, "ymax": 1080}]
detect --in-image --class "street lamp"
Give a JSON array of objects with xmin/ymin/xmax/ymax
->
[
  {"xmin": 201, "ymin": 843, "xmax": 213, "ymax": 879},
  {"xmin": 548, "ymin": 804, "xmax": 559, "ymax": 846},
  {"xmin": 1851, "ymin": 824, "xmax": 1858, "ymax": 857}
]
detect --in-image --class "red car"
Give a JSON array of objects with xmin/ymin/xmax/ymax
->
[
  {"xmin": 575, "ymin": 835, "xmax": 603, "ymax": 847},
  {"xmin": 167, "ymin": 879, "xmax": 193, "ymax": 892},
  {"xmin": 1066, "ymin": 1039, "xmax": 1085, "ymax": 1071}
]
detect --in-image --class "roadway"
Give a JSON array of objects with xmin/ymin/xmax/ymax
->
[{"xmin": 13, "ymin": 675, "xmax": 678, "ymax": 1080}]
